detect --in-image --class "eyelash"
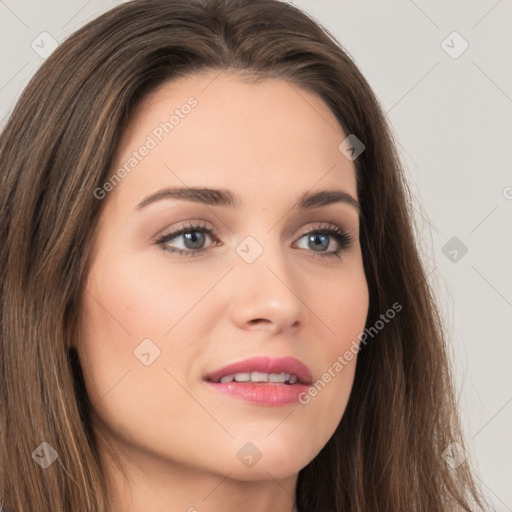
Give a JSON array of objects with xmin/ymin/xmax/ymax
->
[{"xmin": 155, "ymin": 220, "xmax": 354, "ymax": 260}]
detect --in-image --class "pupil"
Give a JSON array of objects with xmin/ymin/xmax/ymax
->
[
  {"xmin": 309, "ymin": 234, "xmax": 328, "ymax": 251},
  {"xmin": 184, "ymin": 231, "xmax": 204, "ymax": 249}
]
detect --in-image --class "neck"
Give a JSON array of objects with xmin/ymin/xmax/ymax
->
[{"xmin": 96, "ymin": 432, "xmax": 300, "ymax": 512}]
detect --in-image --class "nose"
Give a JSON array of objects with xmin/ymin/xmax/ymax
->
[{"xmin": 228, "ymin": 244, "xmax": 306, "ymax": 335}]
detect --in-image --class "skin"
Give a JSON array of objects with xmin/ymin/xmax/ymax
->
[{"xmin": 76, "ymin": 71, "xmax": 369, "ymax": 512}]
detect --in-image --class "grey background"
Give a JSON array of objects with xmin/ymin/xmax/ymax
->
[{"xmin": 1, "ymin": 0, "xmax": 511, "ymax": 509}]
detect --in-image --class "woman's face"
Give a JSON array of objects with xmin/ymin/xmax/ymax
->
[{"xmin": 77, "ymin": 71, "xmax": 369, "ymax": 488}]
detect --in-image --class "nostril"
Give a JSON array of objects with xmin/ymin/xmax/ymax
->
[{"xmin": 248, "ymin": 318, "xmax": 273, "ymax": 327}]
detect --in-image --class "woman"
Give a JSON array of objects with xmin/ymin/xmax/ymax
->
[{"xmin": 0, "ymin": 0, "xmax": 488, "ymax": 510}]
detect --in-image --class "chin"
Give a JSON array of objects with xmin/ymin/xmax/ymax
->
[
  {"xmin": 216, "ymin": 438, "xmax": 316, "ymax": 481},
  {"xmin": 226, "ymin": 460, "xmax": 305, "ymax": 482}
]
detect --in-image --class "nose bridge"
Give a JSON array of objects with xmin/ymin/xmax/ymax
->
[
  {"xmin": 229, "ymin": 228, "xmax": 306, "ymax": 333},
  {"xmin": 235, "ymin": 220, "xmax": 289, "ymax": 284}
]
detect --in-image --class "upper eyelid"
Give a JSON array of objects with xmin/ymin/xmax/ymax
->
[
  {"xmin": 156, "ymin": 222, "xmax": 354, "ymax": 248},
  {"xmin": 156, "ymin": 220, "xmax": 351, "ymax": 238},
  {"xmin": 156, "ymin": 221, "xmax": 218, "ymax": 239}
]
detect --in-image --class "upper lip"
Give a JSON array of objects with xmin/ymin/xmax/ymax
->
[{"xmin": 204, "ymin": 356, "xmax": 313, "ymax": 385}]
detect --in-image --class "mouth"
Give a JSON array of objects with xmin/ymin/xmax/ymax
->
[
  {"xmin": 209, "ymin": 371, "xmax": 301, "ymax": 385},
  {"xmin": 203, "ymin": 356, "xmax": 313, "ymax": 406}
]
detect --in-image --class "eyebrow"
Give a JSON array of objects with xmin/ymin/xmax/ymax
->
[{"xmin": 135, "ymin": 187, "xmax": 360, "ymax": 215}]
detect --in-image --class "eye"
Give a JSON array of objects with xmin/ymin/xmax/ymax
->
[
  {"xmin": 155, "ymin": 221, "xmax": 219, "ymax": 257},
  {"xmin": 155, "ymin": 221, "xmax": 354, "ymax": 259},
  {"xmin": 294, "ymin": 223, "xmax": 354, "ymax": 260}
]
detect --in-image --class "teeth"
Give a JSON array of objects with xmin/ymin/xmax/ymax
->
[
  {"xmin": 268, "ymin": 372, "xmax": 286, "ymax": 383},
  {"xmin": 218, "ymin": 372, "xmax": 299, "ymax": 384},
  {"xmin": 251, "ymin": 371, "xmax": 268, "ymax": 382}
]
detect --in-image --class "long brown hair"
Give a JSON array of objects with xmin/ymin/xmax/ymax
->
[{"xmin": 0, "ymin": 0, "xmax": 487, "ymax": 510}]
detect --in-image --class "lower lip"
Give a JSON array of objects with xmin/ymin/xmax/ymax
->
[{"xmin": 205, "ymin": 381, "xmax": 310, "ymax": 406}]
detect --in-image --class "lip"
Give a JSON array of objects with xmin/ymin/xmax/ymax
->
[
  {"xmin": 204, "ymin": 355, "xmax": 313, "ymax": 385},
  {"xmin": 203, "ymin": 355, "xmax": 313, "ymax": 407}
]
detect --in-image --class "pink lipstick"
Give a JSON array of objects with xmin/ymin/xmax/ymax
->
[{"xmin": 203, "ymin": 355, "xmax": 313, "ymax": 406}]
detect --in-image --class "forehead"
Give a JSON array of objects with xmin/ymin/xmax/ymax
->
[{"xmin": 109, "ymin": 71, "xmax": 357, "ymax": 207}]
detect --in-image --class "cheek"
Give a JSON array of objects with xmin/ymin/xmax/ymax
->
[
  {"xmin": 80, "ymin": 250, "xmax": 214, "ymax": 346},
  {"xmin": 77, "ymin": 253, "xmax": 167, "ymax": 403},
  {"xmin": 299, "ymin": 265, "xmax": 368, "ymax": 424},
  {"xmin": 307, "ymin": 260, "xmax": 369, "ymax": 356},
  {"xmin": 76, "ymin": 251, "xmax": 226, "ymax": 402}
]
